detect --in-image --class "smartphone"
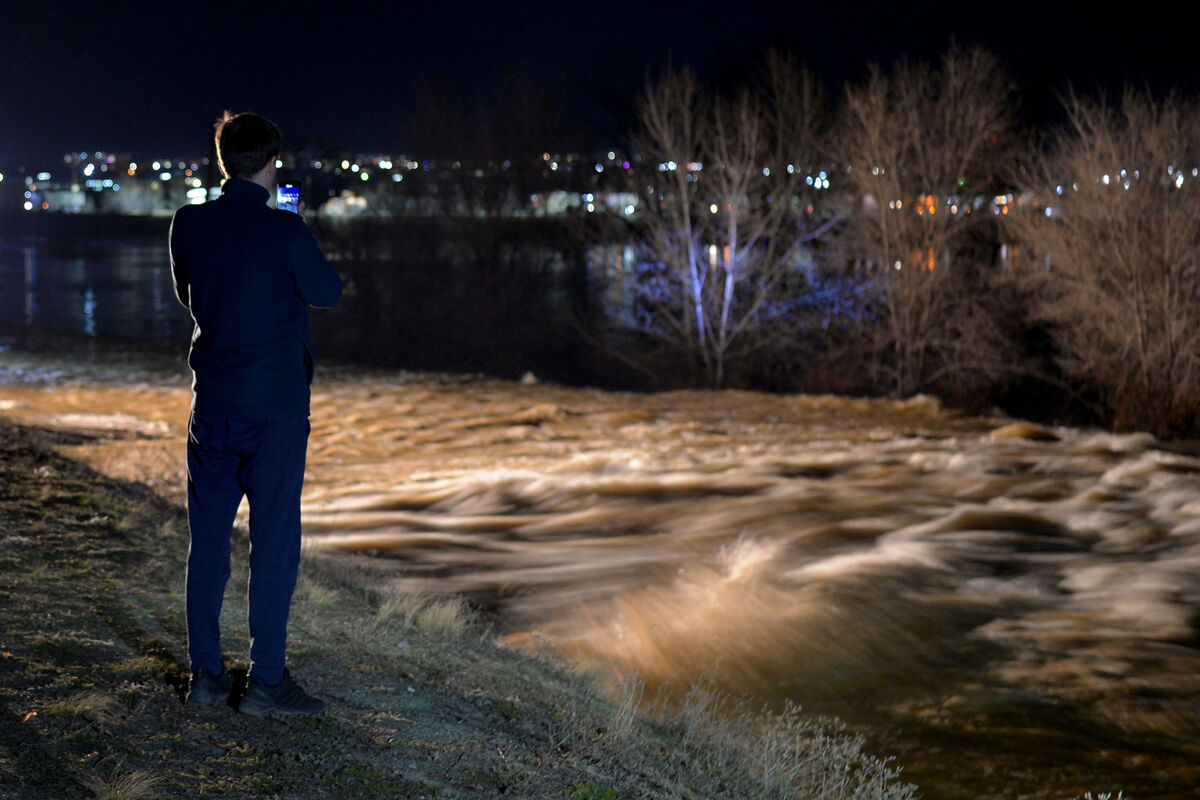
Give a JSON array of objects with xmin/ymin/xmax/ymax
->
[{"xmin": 276, "ymin": 183, "xmax": 301, "ymax": 213}]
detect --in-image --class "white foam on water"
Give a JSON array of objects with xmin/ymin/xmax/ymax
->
[{"xmin": 4, "ymin": 363, "xmax": 1200, "ymax": 741}]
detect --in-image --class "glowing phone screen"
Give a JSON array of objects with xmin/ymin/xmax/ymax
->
[{"xmin": 276, "ymin": 183, "xmax": 300, "ymax": 213}]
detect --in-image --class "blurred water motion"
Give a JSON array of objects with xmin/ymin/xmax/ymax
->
[{"xmin": 2, "ymin": 364, "xmax": 1199, "ymax": 797}]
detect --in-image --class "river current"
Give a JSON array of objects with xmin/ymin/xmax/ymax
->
[{"xmin": 0, "ymin": 352, "xmax": 1197, "ymax": 799}]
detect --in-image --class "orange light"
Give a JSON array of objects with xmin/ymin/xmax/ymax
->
[{"xmin": 40, "ymin": 202, "xmax": 49, "ymax": 210}]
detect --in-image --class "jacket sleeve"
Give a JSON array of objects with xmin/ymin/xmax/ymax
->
[
  {"xmin": 168, "ymin": 207, "xmax": 190, "ymax": 308},
  {"xmin": 284, "ymin": 215, "xmax": 342, "ymax": 308}
]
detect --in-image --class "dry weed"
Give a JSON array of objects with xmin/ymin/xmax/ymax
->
[
  {"xmin": 294, "ymin": 574, "xmax": 341, "ymax": 609},
  {"xmin": 652, "ymin": 680, "xmax": 916, "ymax": 800},
  {"xmin": 44, "ymin": 691, "xmax": 123, "ymax": 728},
  {"xmin": 606, "ymin": 675, "xmax": 645, "ymax": 740},
  {"xmin": 77, "ymin": 761, "xmax": 161, "ymax": 800},
  {"xmin": 377, "ymin": 588, "xmax": 472, "ymax": 635}
]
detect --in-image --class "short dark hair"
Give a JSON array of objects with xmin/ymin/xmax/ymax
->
[{"xmin": 214, "ymin": 111, "xmax": 281, "ymax": 179}]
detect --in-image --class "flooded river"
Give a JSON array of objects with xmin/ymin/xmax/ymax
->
[{"xmin": 1, "ymin": 352, "xmax": 1197, "ymax": 799}]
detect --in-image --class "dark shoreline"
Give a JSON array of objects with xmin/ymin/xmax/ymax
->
[{"xmin": 0, "ymin": 211, "xmax": 171, "ymax": 245}]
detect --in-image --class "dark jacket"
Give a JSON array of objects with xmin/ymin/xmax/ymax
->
[{"xmin": 170, "ymin": 178, "xmax": 342, "ymax": 419}]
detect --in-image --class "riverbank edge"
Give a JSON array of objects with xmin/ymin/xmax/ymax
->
[{"xmin": 0, "ymin": 416, "xmax": 916, "ymax": 800}]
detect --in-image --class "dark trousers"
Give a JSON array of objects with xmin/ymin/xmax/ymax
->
[{"xmin": 185, "ymin": 411, "xmax": 309, "ymax": 686}]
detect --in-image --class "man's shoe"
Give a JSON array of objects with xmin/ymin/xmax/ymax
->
[
  {"xmin": 185, "ymin": 666, "xmax": 232, "ymax": 707},
  {"xmin": 238, "ymin": 669, "xmax": 325, "ymax": 716}
]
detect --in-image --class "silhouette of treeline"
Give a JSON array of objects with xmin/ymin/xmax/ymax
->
[{"xmin": 315, "ymin": 47, "xmax": 1200, "ymax": 439}]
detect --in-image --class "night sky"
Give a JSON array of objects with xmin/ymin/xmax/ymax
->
[{"xmin": 2, "ymin": 1, "xmax": 1196, "ymax": 167}]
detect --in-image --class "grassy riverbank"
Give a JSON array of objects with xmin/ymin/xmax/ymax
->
[{"xmin": 0, "ymin": 417, "xmax": 915, "ymax": 799}]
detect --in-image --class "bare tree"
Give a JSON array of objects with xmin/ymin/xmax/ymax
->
[
  {"xmin": 623, "ymin": 55, "xmax": 833, "ymax": 386},
  {"xmin": 835, "ymin": 46, "xmax": 1018, "ymax": 398},
  {"xmin": 1011, "ymin": 90, "xmax": 1200, "ymax": 436}
]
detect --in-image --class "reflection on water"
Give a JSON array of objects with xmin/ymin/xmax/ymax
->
[
  {"xmin": 1, "ymin": 360, "xmax": 1198, "ymax": 798},
  {"xmin": 0, "ymin": 239, "xmax": 188, "ymax": 344}
]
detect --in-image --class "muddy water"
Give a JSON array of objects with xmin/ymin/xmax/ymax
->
[{"xmin": 2, "ymin": 357, "xmax": 1198, "ymax": 798}]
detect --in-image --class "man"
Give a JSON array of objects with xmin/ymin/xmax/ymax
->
[{"xmin": 170, "ymin": 111, "xmax": 342, "ymax": 715}]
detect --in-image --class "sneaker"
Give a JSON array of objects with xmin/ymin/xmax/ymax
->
[
  {"xmin": 239, "ymin": 669, "xmax": 325, "ymax": 717},
  {"xmin": 185, "ymin": 666, "xmax": 232, "ymax": 707}
]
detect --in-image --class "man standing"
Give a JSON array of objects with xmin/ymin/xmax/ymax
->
[{"xmin": 170, "ymin": 111, "xmax": 342, "ymax": 715}]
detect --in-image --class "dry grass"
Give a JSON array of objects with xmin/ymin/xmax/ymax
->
[
  {"xmin": 633, "ymin": 680, "xmax": 917, "ymax": 800},
  {"xmin": 376, "ymin": 586, "xmax": 473, "ymax": 636},
  {"xmin": 44, "ymin": 691, "xmax": 123, "ymax": 728},
  {"xmin": 294, "ymin": 572, "xmax": 342, "ymax": 609},
  {"xmin": 77, "ymin": 760, "xmax": 162, "ymax": 800},
  {"xmin": 605, "ymin": 675, "xmax": 645, "ymax": 741}
]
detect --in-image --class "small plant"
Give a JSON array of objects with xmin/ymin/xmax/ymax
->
[
  {"xmin": 606, "ymin": 675, "xmax": 645, "ymax": 740},
  {"xmin": 377, "ymin": 588, "xmax": 472, "ymax": 635},
  {"xmin": 44, "ymin": 691, "xmax": 123, "ymax": 728},
  {"xmin": 1071, "ymin": 793, "xmax": 1125, "ymax": 800},
  {"xmin": 655, "ymin": 681, "xmax": 917, "ymax": 800},
  {"xmin": 569, "ymin": 781, "xmax": 618, "ymax": 800},
  {"xmin": 77, "ymin": 760, "xmax": 161, "ymax": 800},
  {"xmin": 295, "ymin": 574, "xmax": 341, "ymax": 609}
]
